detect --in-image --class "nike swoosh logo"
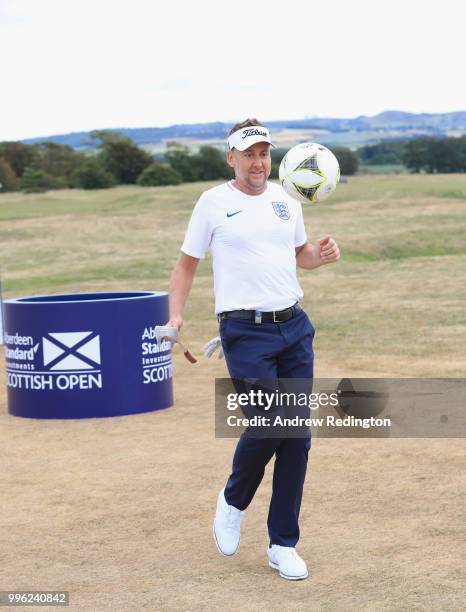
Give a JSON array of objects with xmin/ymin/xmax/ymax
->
[{"xmin": 226, "ymin": 210, "xmax": 243, "ymax": 218}]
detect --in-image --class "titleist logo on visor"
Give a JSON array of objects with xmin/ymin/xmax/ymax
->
[
  {"xmin": 242, "ymin": 128, "xmax": 268, "ymax": 139},
  {"xmin": 227, "ymin": 126, "xmax": 273, "ymax": 150}
]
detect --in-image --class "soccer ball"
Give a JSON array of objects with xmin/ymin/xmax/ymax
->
[{"xmin": 279, "ymin": 143, "xmax": 340, "ymax": 204}]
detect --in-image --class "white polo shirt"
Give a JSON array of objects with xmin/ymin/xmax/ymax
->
[{"xmin": 181, "ymin": 180, "xmax": 307, "ymax": 314}]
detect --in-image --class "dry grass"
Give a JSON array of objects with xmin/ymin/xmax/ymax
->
[{"xmin": 0, "ymin": 176, "xmax": 465, "ymax": 610}]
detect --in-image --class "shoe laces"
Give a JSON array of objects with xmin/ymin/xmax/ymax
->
[
  {"xmin": 276, "ymin": 546, "xmax": 300, "ymax": 561},
  {"xmin": 284, "ymin": 548, "xmax": 299, "ymax": 559},
  {"xmin": 225, "ymin": 506, "xmax": 242, "ymax": 529}
]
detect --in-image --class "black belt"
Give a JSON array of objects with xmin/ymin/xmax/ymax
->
[{"xmin": 218, "ymin": 303, "xmax": 302, "ymax": 324}]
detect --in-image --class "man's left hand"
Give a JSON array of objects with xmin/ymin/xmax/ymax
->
[{"xmin": 316, "ymin": 235, "xmax": 340, "ymax": 265}]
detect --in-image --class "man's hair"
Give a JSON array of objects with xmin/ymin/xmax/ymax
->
[{"xmin": 228, "ymin": 118, "xmax": 264, "ymax": 136}]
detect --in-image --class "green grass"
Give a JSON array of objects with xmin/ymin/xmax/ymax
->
[
  {"xmin": 0, "ymin": 183, "xmax": 206, "ymax": 221},
  {"xmin": 358, "ymin": 164, "xmax": 407, "ymax": 175},
  {"xmin": 343, "ymin": 229, "xmax": 466, "ymax": 261},
  {"xmin": 3, "ymin": 261, "xmax": 165, "ymax": 292},
  {"xmin": 438, "ymin": 189, "xmax": 466, "ymax": 200},
  {"xmin": 321, "ymin": 174, "xmax": 466, "ymax": 204}
]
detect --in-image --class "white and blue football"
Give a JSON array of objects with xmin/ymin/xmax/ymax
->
[{"xmin": 279, "ymin": 143, "xmax": 340, "ymax": 204}]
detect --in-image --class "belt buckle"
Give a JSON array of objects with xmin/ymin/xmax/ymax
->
[{"xmin": 273, "ymin": 310, "xmax": 280, "ymax": 323}]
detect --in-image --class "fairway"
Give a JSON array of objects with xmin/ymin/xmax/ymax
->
[{"xmin": 1, "ymin": 176, "xmax": 465, "ymax": 610}]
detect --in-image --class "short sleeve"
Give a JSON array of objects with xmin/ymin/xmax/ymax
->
[
  {"xmin": 294, "ymin": 202, "xmax": 307, "ymax": 247},
  {"xmin": 181, "ymin": 195, "xmax": 212, "ymax": 259}
]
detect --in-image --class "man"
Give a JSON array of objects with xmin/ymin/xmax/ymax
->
[{"xmin": 167, "ymin": 119, "xmax": 340, "ymax": 580}]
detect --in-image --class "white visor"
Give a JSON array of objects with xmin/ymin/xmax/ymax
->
[{"xmin": 227, "ymin": 126, "xmax": 275, "ymax": 151}]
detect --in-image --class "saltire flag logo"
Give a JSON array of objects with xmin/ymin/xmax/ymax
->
[{"xmin": 42, "ymin": 331, "xmax": 101, "ymax": 370}]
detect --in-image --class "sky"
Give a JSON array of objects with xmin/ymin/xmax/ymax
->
[{"xmin": 0, "ymin": 0, "xmax": 464, "ymax": 141}]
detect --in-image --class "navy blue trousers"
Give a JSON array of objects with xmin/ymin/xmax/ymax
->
[{"xmin": 219, "ymin": 308, "xmax": 315, "ymax": 547}]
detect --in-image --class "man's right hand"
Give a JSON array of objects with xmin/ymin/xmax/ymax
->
[{"xmin": 166, "ymin": 315, "xmax": 183, "ymax": 331}]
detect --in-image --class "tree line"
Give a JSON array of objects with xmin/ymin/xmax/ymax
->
[
  {"xmin": 0, "ymin": 131, "xmax": 237, "ymax": 193},
  {"xmin": 0, "ymin": 132, "xmax": 360, "ymax": 193},
  {"xmin": 1, "ymin": 131, "xmax": 465, "ymax": 193},
  {"xmin": 358, "ymin": 137, "xmax": 466, "ymax": 172}
]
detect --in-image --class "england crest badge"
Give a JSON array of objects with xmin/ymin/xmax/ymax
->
[{"xmin": 272, "ymin": 201, "xmax": 290, "ymax": 220}]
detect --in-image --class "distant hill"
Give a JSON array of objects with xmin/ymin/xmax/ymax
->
[
  {"xmin": 20, "ymin": 110, "xmax": 466, "ymax": 151},
  {"xmin": 277, "ymin": 111, "xmax": 466, "ymax": 133}
]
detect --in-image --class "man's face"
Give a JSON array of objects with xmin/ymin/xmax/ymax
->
[{"xmin": 226, "ymin": 141, "xmax": 271, "ymax": 194}]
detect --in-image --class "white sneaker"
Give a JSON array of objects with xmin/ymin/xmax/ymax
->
[
  {"xmin": 268, "ymin": 544, "xmax": 309, "ymax": 580},
  {"xmin": 213, "ymin": 488, "xmax": 244, "ymax": 556}
]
